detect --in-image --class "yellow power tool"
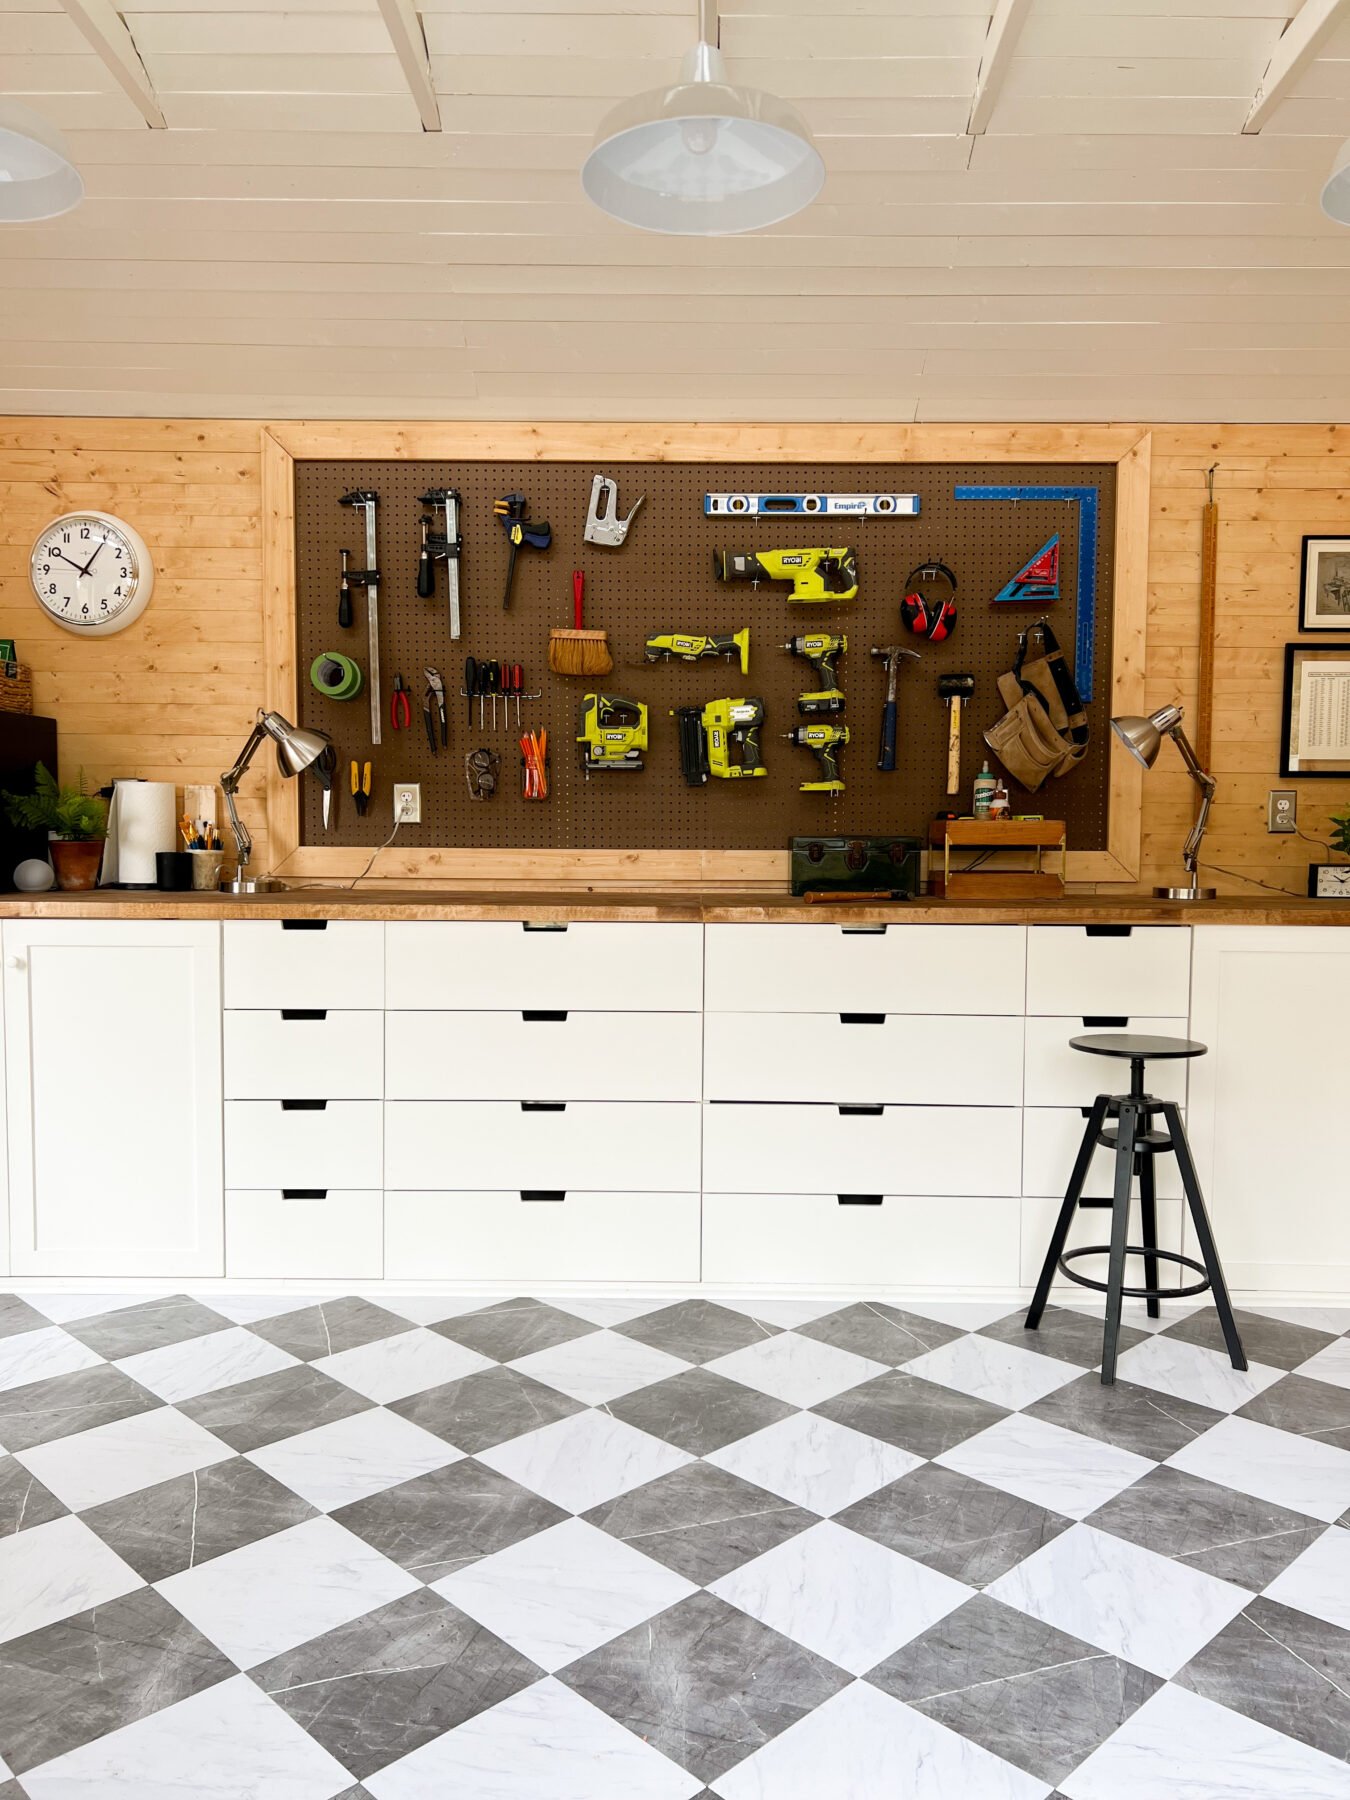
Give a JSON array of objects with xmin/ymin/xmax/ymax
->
[
  {"xmin": 577, "ymin": 693, "xmax": 647, "ymax": 775},
  {"xmin": 643, "ymin": 628, "xmax": 749, "ymax": 675},
  {"xmin": 714, "ymin": 547, "xmax": 858, "ymax": 604},
  {"xmin": 784, "ymin": 721, "xmax": 849, "ymax": 795},
  {"xmin": 674, "ymin": 697, "xmax": 767, "ymax": 785}
]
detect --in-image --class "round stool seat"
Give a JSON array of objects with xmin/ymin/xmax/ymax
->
[{"xmin": 1070, "ymin": 1032, "xmax": 1207, "ymax": 1061}]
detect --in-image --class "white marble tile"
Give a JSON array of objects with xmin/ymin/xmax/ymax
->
[
  {"xmin": 20, "ymin": 1671, "xmax": 351, "ymax": 1800},
  {"xmin": 558, "ymin": 1295, "xmax": 686, "ymax": 1328},
  {"xmin": 705, "ymin": 1332, "xmax": 886, "ymax": 1409},
  {"xmin": 1112, "ymin": 1334, "xmax": 1284, "ymax": 1413},
  {"xmin": 435, "ymin": 1517, "xmax": 696, "ymax": 1671},
  {"xmin": 156, "ymin": 1514, "xmax": 419, "ymax": 1670},
  {"xmin": 0, "ymin": 1747, "xmax": 11, "ymax": 1780},
  {"xmin": 901, "ymin": 1333, "xmax": 1079, "ymax": 1411},
  {"xmin": 1167, "ymin": 1414, "xmax": 1350, "ymax": 1525},
  {"xmin": 313, "ymin": 1326, "xmax": 493, "ymax": 1403},
  {"xmin": 247, "ymin": 1406, "xmax": 461, "ymax": 1511},
  {"xmin": 1243, "ymin": 1303, "xmax": 1350, "ymax": 1336},
  {"xmin": 1062, "ymin": 1299, "xmax": 1204, "ymax": 1336},
  {"xmin": 714, "ymin": 1677, "xmax": 1049, "ymax": 1800},
  {"xmin": 379, "ymin": 1294, "xmax": 501, "ymax": 1327},
  {"xmin": 507, "ymin": 1328, "xmax": 689, "ymax": 1405},
  {"xmin": 1060, "ymin": 1679, "xmax": 1350, "ymax": 1800},
  {"xmin": 710, "ymin": 1520, "xmax": 972, "ymax": 1676},
  {"xmin": 0, "ymin": 1325, "xmax": 103, "ymax": 1393},
  {"xmin": 935, "ymin": 1413, "xmax": 1153, "ymax": 1520},
  {"xmin": 705, "ymin": 1410, "xmax": 922, "ymax": 1517},
  {"xmin": 203, "ymin": 1294, "xmax": 323, "ymax": 1326},
  {"xmin": 19, "ymin": 1293, "xmax": 170, "ymax": 1326},
  {"xmin": 16, "ymin": 1406, "xmax": 233, "ymax": 1511},
  {"xmin": 478, "ymin": 1408, "xmax": 691, "ymax": 1515},
  {"xmin": 1293, "ymin": 1336, "xmax": 1350, "ymax": 1392},
  {"xmin": 988, "ymin": 1523, "xmax": 1250, "ymax": 1679},
  {"xmin": 365, "ymin": 1675, "xmax": 701, "ymax": 1800},
  {"xmin": 114, "ymin": 1326, "xmax": 297, "ymax": 1404},
  {"xmin": 1258, "ymin": 1525, "xmax": 1350, "ymax": 1632},
  {"xmin": 902, "ymin": 1301, "xmax": 1024, "ymax": 1332},
  {"xmin": 731, "ymin": 1297, "xmax": 841, "ymax": 1330},
  {"xmin": 0, "ymin": 1514, "xmax": 142, "ymax": 1645}
]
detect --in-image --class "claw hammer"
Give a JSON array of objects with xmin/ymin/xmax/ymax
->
[{"xmin": 871, "ymin": 646, "xmax": 919, "ymax": 773}]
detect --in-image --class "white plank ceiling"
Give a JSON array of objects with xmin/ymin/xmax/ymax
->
[{"xmin": 3, "ymin": 0, "xmax": 1350, "ymax": 419}]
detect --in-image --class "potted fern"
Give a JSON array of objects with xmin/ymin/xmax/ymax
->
[{"xmin": 1, "ymin": 764, "xmax": 107, "ymax": 890}]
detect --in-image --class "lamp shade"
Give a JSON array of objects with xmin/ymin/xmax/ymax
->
[
  {"xmin": 259, "ymin": 711, "xmax": 329, "ymax": 777},
  {"xmin": 1323, "ymin": 140, "xmax": 1350, "ymax": 224},
  {"xmin": 1111, "ymin": 704, "xmax": 1183, "ymax": 770},
  {"xmin": 0, "ymin": 102, "xmax": 82, "ymax": 222},
  {"xmin": 581, "ymin": 42, "xmax": 824, "ymax": 235}
]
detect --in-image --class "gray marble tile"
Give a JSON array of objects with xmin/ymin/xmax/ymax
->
[
  {"xmin": 1177, "ymin": 1597, "xmax": 1350, "ymax": 1762},
  {"xmin": 583, "ymin": 1460, "xmax": 816, "ymax": 1584},
  {"xmin": 1163, "ymin": 1307, "xmax": 1338, "ymax": 1372},
  {"xmin": 1237, "ymin": 1373, "xmax": 1350, "ymax": 1448},
  {"xmin": 980, "ymin": 1303, "xmax": 1148, "ymax": 1369},
  {"xmin": 0, "ymin": 1296, "xmax": 49, "ymax": 1341},
  {"xmin": 253, "ymin": 1586, "xmax": 541, "ymax": 1779},
  {"xmin": 560, "ymin": 1589, "xmax": 849, "ymax": 1784},
  {"xmin": 333, "ymin": 1457, "xmax": 567, "ymax": 1581},
  {"xmin": 388, "ymin": 1365, "xmax": 583, "ymax": 1455},
  {"xmin": 1023, "ymin": 1373, "xmax": 1222, "ymax": 1462},
  {"xmin": 0, "ymin": 1782, "xmax": 26, "ymax": 1799},
  {"xmin": 81, "ymin": 1456, "xmax": 318, "ymax": 1582},
  {"xmin": 867, "ymin": 1592, "xmax": 1160, "ymax": 1785},
  {"xmin": 0, "ymin": 1586, "xmax": 234, "ymax": 1776},
  {"xmin": 614, "ymin": 1298, "xmax": 778, "ymax": 1365},
  {"xmin": 606, "ymin": 1368, "xmax": 797, "ymax": 1457},
  {"xmin": 797, "ymin": 1301, "xmax": 965, "ymax": 1365},
  {"xmin": 178, "ymin": 1362, "xmax": 371, "ymax": 1454},
  {"xmin": 63, "ymin": 1296, "xmax": 230, "ymax": 1361},
  {"xmin": 1086, "ymin": 1464, "xmax": 1326, "ymax": 1587},
  {"xmin": 834, "ymin": 1462, "xmax": 1072, "ymax": 1587},
  {"xmin": 0, "ymin": 1455, "xmax": 65, "ymax": 1535},
  {"xmin": 432, "ymin": 1297, "xmax": 597, "ymax": 1362},
  {"xmin": 331, "ymin": 1789, "xmax": 375, "ymax": 1800},
  {"xmin": 812, "ymin": 1370, "xmax": 1009, "ymax": 1460},
  {"xmin": 247, "ymin": 1297, "xmax": 409, "ymax": 1363},
  {"xmin": 0, "ymin": 1363, "xmax": 160, "ymax": 1453}
]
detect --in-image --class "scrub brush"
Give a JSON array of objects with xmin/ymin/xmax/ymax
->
[{"xmin": 548, "ymin": 569, "xmax": 612, "ymax": 677}]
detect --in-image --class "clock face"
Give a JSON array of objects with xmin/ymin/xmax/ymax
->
[
  {"xmin": 29, "ymin": 511, "xmax": 154, "ymax": 636},
  {"xmin": 1314, "ymin": 864, "xmax": 1350, "ymax": 898}
]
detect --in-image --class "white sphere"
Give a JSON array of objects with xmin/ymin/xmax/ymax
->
[{"xmin": 13, "ymin": 858, "xmax": 55, "ymax": 892}]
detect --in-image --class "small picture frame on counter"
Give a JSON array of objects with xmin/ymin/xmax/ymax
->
[{"xmin": 1299, "ymin": 537, "xmax": 1350, "ymax": 630}]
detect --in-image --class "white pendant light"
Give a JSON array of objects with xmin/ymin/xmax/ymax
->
[
  {"xmin": 0, "ymin": 102, "xmax": 83, "ymax": 222},
  {"xmin": 581, "ymin": 0, "xmax": 824, "ymax": 236},
  {"xmin": 1322, "ymin": 140, "xmax": 1350, "ymax": 223}
]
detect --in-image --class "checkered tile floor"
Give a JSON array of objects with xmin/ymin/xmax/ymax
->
[{"xmin": 0, "ymin": 1289, "xmax": 1348, "ymax": 1799}]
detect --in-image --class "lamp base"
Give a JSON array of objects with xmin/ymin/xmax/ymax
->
[
  {"xmin": 1154, "ymin": 884, "xmax": 1217, "ymax": 901},
  {"xmin": 220, "ymin": 873, "xmax": 286, "ymax": 894}
]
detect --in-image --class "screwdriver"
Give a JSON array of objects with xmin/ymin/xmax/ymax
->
[
  {"xmin": 463, "ymin": 656, "xmax": 478, "ymax": 730},
  {"xmin": 339, "ymin": 548, "xmax": 352, "ymax": 629},
  {"xmin": 510, "ymin": 663, "xmax": 525, "ymax": 728}
]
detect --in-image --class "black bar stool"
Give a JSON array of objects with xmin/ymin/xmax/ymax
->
[{"xmin": 1026, "ymin": 1032, "xmax": 1247, "ymax": 1385}]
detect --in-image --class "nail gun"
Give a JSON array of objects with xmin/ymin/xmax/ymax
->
[
  {"xmin": 714, "ymin": 547, "xmax": 858, "ymax": 604},
  {"xmin": 577, "ymin": 693, "xmax": 647, "ymax": 775},
  {"xmin": 784, "ymin": 633, "xmax": 847, "ymax": 714},
  {"xmin": 643, "ymin": 629, "xmax": 749, "ymax": 675},
  {"xmin": 784, "ymin": 721, "xmax": 849, "ymax": 795},
  {"xmin": 674, "ymin": 697, "xmax": 768, "ymax": 786}
]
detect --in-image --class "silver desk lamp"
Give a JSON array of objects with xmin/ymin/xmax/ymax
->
[
  {"xmin": 220, "ymin": 709, "xmax": 330, "ymax": 894},
  {"xmin": 1111, "ymin": 705, "xmax": 1217, "ymax": 901}
]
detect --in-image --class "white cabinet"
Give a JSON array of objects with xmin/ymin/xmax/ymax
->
[
  {"xmin": 385, "ymin": 1190, "xmax": 700, "ymax": 1283},
  {"xmin": 386, "ymin": 921, "xmax": 702, "ymax": 1012},
  {"xmin": 386, "ymin": 1011, "xmax": 702, "ymax": 1102},
  {"xmin": 1025, "ymin": 925, "xmax": 1190, "ymax": 1017},
  {"xmin": 705, "ymin": 1013, "xmax": 1022, "ymax": 1106},
  {"xmin": 224, "ymin": 920, "xmax": 384, "ymax": 1009},
  {"xmin": 4, "ymin": 920, "xmax": 223, "ymax": 1278},
  {"xmin": 706, "ymin": 924, "xmax": 1026, "ymax": 1015},
  {"xmin": 703, "ymin": 1193, "xmax": 1020, "ymax": 1287}
]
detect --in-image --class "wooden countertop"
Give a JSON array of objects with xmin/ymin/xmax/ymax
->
[{"xmin": 0, "ymin": 888, "xmax": 1346, "ymax": 925}]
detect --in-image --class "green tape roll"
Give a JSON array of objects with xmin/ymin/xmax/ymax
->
[{"xmin": 310, "ymin": 652, "xmax": 363, "ymax": 701}]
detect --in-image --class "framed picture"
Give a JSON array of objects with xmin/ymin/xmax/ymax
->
[
  {"xmin": 1299, "ymin": 537, "xmax": 1350, "ymax": 630},
  {"xmin": 1281, "ymin": 641, "xmax": 1350, "ymax": 776}
]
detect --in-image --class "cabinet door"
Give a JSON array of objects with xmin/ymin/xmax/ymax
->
[{"xmin": 5, "ymin": 921, "xmax": 223, "ymax": 1277}]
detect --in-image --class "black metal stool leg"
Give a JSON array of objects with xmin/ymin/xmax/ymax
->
[
  {"xmin": 1138, "ymin": 1150, "xmax": 1160, "ymax": 1320},
  {"xmin": 1100, "ymin": 1100, "xmax": 1138, "ymax": 1384},
  {"xmin": 1161, "ymin": 1100, "xmax": 1247, "ymax": 1372},
  {"xmin": 1027, "ymin": 1093, "xmax": 1110, "ymax": 1331}
]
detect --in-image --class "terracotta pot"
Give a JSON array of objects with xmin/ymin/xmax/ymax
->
[{"xmin": 50, "ymin": 838, "xmax": 105, "ymax": 891}]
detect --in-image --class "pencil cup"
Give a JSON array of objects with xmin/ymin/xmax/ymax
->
[{"xmin": 189, "ymin": 849, "xmax": 224, "ymax": 891}]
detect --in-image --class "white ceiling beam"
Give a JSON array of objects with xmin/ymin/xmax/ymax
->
[
  {"xmin": 1244, "ymin": 0, "xmax": 1350, "ymax": 134},
  {"xmin": 967, "ymin": 0, "xmax": 1034, "ymax": 137},
  {"xmin": 376, "ymin": 0, "xmax": 441, "ymax": 134},
  {"xmin": 56, "ymin": 0, "xmax": 165, "ymax": 129}
]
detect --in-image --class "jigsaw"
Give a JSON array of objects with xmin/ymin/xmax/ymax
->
[
  {"xmin": 643, "ymin": 628, "xmax": 749, "ymax": 674},
  {"xmin": 577, "ymin": 692, "xmax": 648, "ymax": 774},
  {"xmin": 674, "ymin": 697, "xmax": 767, "ymax": 786},
  {"xmin": 714, "ymin": 547, "xmax": 858, "ymax": 604}
]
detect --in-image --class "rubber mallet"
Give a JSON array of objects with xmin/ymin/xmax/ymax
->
[{"xmin": 938, "ymin": 670, "xmax": 975, "ymax": 794}]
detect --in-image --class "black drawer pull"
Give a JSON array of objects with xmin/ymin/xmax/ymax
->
[
  {"xmin": 521, "ymin": 1189, "xmax": 566, "ymax": 1203},
  {"xmin": 839, "ymin": 1103, "xmax": 884, "ymax": 1116},
  {"xmin": 521, "ymin": 1100, "xmax": 566, "ymax": 1112},
  {"xmin": 281, "ymin": 1009, "xmax": 327, "ymax": 1022},
  {"xmin": 838, "ymin": 1194, "xmax": 883, "ymax": 1206},
  {"xmin": 1085, "ymin": 924, "xmax": 1131, "ymax": 938},
  {"xmin": 281, "ymin": 1098, "xmax": 328, "ymax": 1112},
  {"xmin": 840, "ymin": 1012, "xmax": 885, "ymax": 1026},
  {"xmin": 522, "ymin": 922, "xmax": 568, "ymax": 932},
  {"xmin": 281, "ymin": 919, "xmax": 328, "ymax": 932},
  {"xmin": 841, "ymin": 924, "xmax": 886, "ymax": 935},
  {"xmin": 522, "ymin": 1010, "xmax": 568, "ymax": 1022},
  {"xmin": 282, "ymin": 1188, "xmax": 327, "ymax": 1200},
  {"xmin": 1083, "ymin": 1016, "xmax": 1127, "ymax": 1028}
]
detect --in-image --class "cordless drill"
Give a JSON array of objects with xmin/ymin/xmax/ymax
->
[
  {"xmin": 784, "ymin": 721, "xmax": 849, "ymax": 795},
  {"xmin": 714, "ymin": 547, "xmax": 858, "ymax": 603},
  {"xmin": 784, "ymin": 633, "xmax": 846, "ymax": 714}
]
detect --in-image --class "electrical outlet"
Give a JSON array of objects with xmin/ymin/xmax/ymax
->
[
  {"xmin": 1268, "ymin": 789, "xmax": 1297, "ymax": 834},
  {"xmin": 394, "ymin": 782, "xmax": 421, "ymax": 824}
]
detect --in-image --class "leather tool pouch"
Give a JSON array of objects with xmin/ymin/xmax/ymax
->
[{"xmin": 984, "ymin": 620, "xmax": 1089, "ymax": 791}]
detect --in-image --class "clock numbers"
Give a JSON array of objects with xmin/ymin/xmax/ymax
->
[{"xmin": 29, "ymin": 512, "xmax": 153, "ymax": 637}]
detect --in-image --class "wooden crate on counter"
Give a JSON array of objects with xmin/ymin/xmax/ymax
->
[{"xmin": 928, "ymin": 818, "xmax": 1067, "ymax": 900}]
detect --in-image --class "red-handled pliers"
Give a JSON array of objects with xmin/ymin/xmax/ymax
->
[{"xmin": 390, "ymin": 672, "xmax": 412, "ymax": 731}]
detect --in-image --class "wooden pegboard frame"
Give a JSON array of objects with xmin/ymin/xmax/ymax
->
[{"xmin": 261, "ymin": 424, "xmax": 1150, "ymax": 890}]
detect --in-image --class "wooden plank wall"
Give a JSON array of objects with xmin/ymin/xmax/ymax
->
[{"xmin": 0, "ymin": 417, "xmax": 1343, "ymax": 898}]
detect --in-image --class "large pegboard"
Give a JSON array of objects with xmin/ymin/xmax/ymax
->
[{"xmin": 293, "ymin": 460, "xmax": 1116, "ymax": 852}]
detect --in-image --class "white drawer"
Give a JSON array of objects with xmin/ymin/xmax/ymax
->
[
  {"xmin": 1023, "ymin": 1017, "xmax": 1189, "ymax": 1107},
  {"xmin": 1021, "ymin": 1193, "xmax": 1184, "ymax": 1290},
  {"xmin": 385, "ymin": 1190, "xmax": 699, "ymax": 1283},
  {"xmin": 705, "ymin": 1013, "xmax": 1022, "ymax": 1105},
  {"xmin": 386, "ymin": 1011, "xmax": 701, "ymax": 1102},
  {"xmin": 224, "ymin": 921, "xmax": 384, "ymax": 1010},
  {"xmin": 703, "ymin": 1102, "xmax": 1020, "ymax": 1196},
  {"xmin": 1022, "ymin": 1105, "xmax": 1184, "ymax": 1200},
  {"xmin": 703, "ymin": 1192, "xmax": 1020, "ymax": 1288},
  {"xmin": 385, "ymin": 1100, "xmax": 700, "ymax": 1191},
  {"xmin": 385, "ymin": 922, "xmax": 702, "ymax": 1012},
  {"xmin": 705, "ymin": 924, "xmax": 1026, "ymax": 1016},
  {"xmin": 226, "ymin": 1190, "xmax": 382, "ymax": 1280},
  {"xmin": 224, "ymin": 1011, "xmax": 383, "ymax": 1100},
  {"xmin": 224, "ymin": 1100, "xmax": 382, "ymax": 1188},
  {"xmin": 1025, "ymin": 925, "xmax": 1190, "ymax": 1017}
]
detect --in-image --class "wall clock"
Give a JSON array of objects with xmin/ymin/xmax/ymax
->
[{"xmin": 29, "ymin": 510, "xmax": 154, "ymax": 636}]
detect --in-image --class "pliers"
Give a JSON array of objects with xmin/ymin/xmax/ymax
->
[
  {"xmin": 423, "ymin": 667, "xmax": 447, "ymax": 753},
  {"xmin": 350, "ymin": 759, "xmax": 371, "ymax": 816},
  {"xmin": 390, "ymin": 673, "xmax": 412, "ymax": 732}
]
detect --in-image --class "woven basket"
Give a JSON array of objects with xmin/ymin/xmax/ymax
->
[{"xmin": 0, "ymin": 663, "xmax": 33, "ymax": 716}]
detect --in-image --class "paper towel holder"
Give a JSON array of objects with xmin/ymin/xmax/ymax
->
[{"xmin": 220, "ymin": 709, "xmax": 330, "ymax": 894}]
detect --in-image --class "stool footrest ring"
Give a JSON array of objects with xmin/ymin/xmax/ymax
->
[{"xmin": 1057, "ymin": 1244, "xmax": 1212, "ymax": 1302}]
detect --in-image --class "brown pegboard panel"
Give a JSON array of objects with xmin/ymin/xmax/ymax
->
[{"xmin": 293, "ymin": 460, "xmax": 1116, "ymax": 852}]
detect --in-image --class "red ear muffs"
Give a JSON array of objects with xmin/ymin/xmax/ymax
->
[{"xmin": 901, "ymin": 560, "xmax": 958, "ymax": 642}]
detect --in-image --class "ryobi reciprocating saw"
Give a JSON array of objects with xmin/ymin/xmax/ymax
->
[{"xmin": 714, "ymin": 547, "xmax": 858, "ymax": 604}]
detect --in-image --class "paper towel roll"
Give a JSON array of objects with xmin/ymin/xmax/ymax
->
[{"xmin": 109, "ymin": 780, "xmax": 178, "ymax": 887}]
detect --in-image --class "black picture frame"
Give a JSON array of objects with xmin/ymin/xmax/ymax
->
[
  {"xmin": 1280, "ymin": 640, "xmax": 1350, "ymax": 777},
  {"xmin": 1299, "ymin": 536, "xmax": 1350, "ymax": 630}
]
